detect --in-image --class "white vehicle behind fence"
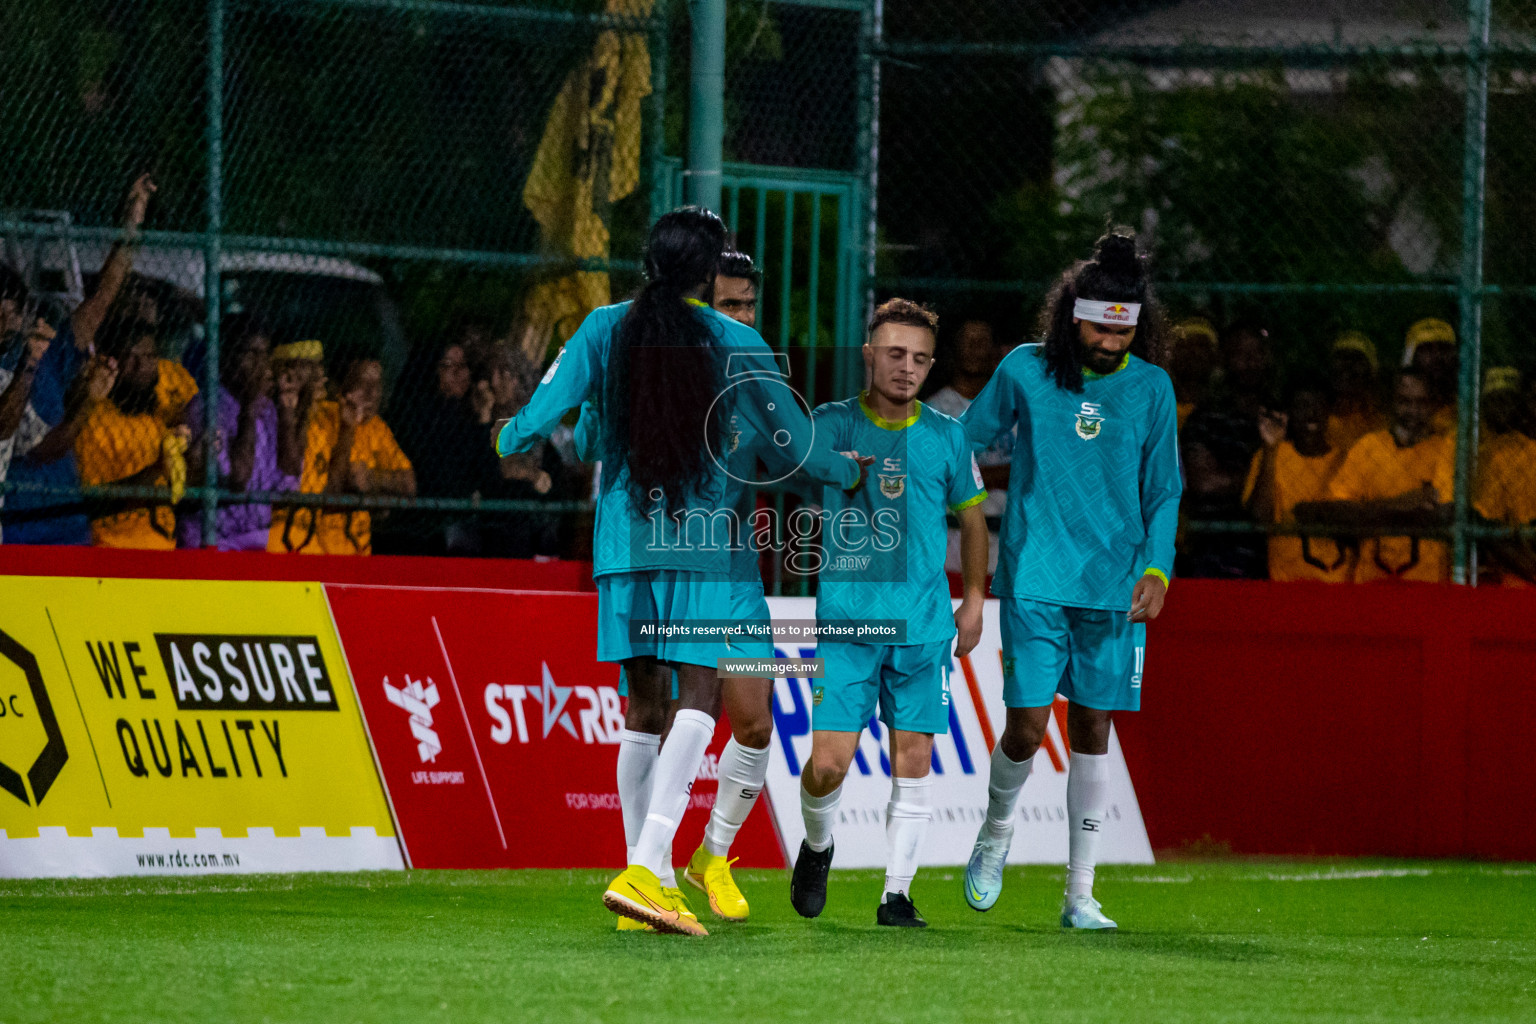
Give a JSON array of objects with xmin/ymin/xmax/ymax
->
[{"xmin": 1, "ymin": 210, "xmax": 406, "ymax": 387}]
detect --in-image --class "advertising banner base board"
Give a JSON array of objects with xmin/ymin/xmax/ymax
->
[{"xmin": 0, "ymin": 826, "xmax": 402, "ymax": 878}]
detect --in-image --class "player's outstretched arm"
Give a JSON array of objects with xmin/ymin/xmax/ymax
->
[
  {"xmin": 495, "ymin": 313, "xmax": 604, "ymax": 457},
  {"xmin": 738, "ymin": 372, "xmax": 861, "ymax": 490}
]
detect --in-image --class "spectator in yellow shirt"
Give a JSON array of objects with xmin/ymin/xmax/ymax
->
[
  {"xmin": 267, "ymin": 339, "xmax": 328, "ymax": 552},
  {"xmin": 1480, "ymin": 366, "xmax": 1522, "ymax": 441},
  {"xmin": 1474, "ymin": 370, "xmax": 1536, "ymax": 587},
  {"xmin": 74, "ymin": 318, "xmax": 196, "ymax": 548},
  {"xmin": 1243, "ymin": 378, "xmax": 1351, "ymax": 582},
  {"xmin": 1326, "ymin": 331, "xmax": 1387, "ymax": 451},
  {"xmin": 269, "ymin": 356, "xmax": 415, "ymax": 555},
  {"xmin": 1402, "ymin": 318, "xmax": 1458, "ymax": 436},
  {"xmin": 1296, "ymin": 370, "xmax": 1453, "ymax": 583}
]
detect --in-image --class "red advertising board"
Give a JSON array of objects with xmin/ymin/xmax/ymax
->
[
  {"xmin": 1115, "ymin": 579, "xmax": 1536, "ymax": 860},
  {"xmin": 326, "ymin": 585, "xmax": 785, "ymax": 869}
]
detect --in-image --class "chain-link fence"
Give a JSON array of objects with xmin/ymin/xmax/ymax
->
[
  {"xmin": 876, "ymin": 0, "xmax": 1536, "ymax": 586},
  {"xmin": 1, "ymin": 0, "xmax": 665, "ymax": 557},
  {"xmin": 3, "ymin": 0, "xmax": 1536, "ymax": 586}
]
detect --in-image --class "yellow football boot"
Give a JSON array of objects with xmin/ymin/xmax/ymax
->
[
  {"xmin": 616, "ymin": 915, "xmax": 652, "ymax": 932},
  {"xmin": 684, "ymin": 845, "xmax": 749, "ymax": 921},
  {"xmin": 663, "ymin": 886, "xmax": 708, "ymax": 935},
  {"xmin": 602, "ymin": 865, "xmax": 708, "ymax": 936}
]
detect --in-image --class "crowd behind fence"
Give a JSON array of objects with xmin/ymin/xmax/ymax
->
[{"xmin": 2, "ymin": 0, "xmax": 1535, "ymax": 587}]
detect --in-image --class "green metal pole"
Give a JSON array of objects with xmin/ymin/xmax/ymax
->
[
  {"xmin": 684, "ymin": 0, "xmax": 724, "ymax": 213},
  {"xmin": 779, "ymin": 192, "xmax": 795, "ymax": 350},
  {"xmin": 847, "ymin": 0, "xmax": 880, "ymax": 400},
  {"xmin": 1452, "ymin": 0, "xmax": 1491, "ymax": 584},
  {"xmin": 201, "ymin": 0, "xmax": 225, "ymax": 547},
  {"xmin": 648, "ymin": 0, "xmax": 671, "ymax": 221}
]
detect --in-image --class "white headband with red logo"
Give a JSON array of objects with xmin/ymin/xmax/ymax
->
[{"xmin": 1074, "ymin": 299, "xmax": 1140, "ymax": 326}]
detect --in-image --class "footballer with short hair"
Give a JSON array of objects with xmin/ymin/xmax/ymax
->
[{"xmin": 789, "ymin": 298, "xmax": 990, "ymax": 928}]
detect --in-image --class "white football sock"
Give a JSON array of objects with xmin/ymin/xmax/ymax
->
[
  {"xmin": 883, "ymin": 774, "xmax": 933, "ymax": 897},
  {"xmin": 704, "ymin": 737, "xmax": 771, "ymax": 857},
  {"xmin": 800, "ymin": 782, "xmax": 842, "ymax": 852},
  {"xmin": 659, "ymin": 841, "xmax": 676, "ymax": 889},
  {"xmin": 617, "ymin": 729, "xmax": 660, "ymax": 864},
  {"xmin": 633, "ymin": 709, "xmax": 714, "ymax": 878},
  {"xmin": 1066, "ymin": 750, "xmax": 1111, "ymax": 898},
  {"xmin": 985, "ymin": 744, "xmax": 1033, "ymax": 837}
]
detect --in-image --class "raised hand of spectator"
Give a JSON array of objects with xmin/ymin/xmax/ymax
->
[
  {"xmin": 23, "ymin": 319, "xmax": 55, "ymax": 370},
  {"xmin": 276, "ymin": 365, "xmax": 302, "ymax": 412},
  {"xmin": 122, "ymin": 174, "xmax": 157, "ymax": 237},
  {"xmin": 472, "ymin": 379, "xmax": 496, "ymax": 424},
  {"xmin": 1257, "ymin": 407, "xmax": 1288, "ymax": 448},
  {"xmin": 350, "ymin": 461, "xmax": 374, "ymax": 493},
  {"xmin": 67, "ymin": 174, "xmax": 157, "ymax": 356},
  {"xmin": 84, "ymin": 355, "xmax": 119, "ymax": 405},
  {"xmin": 340, "ymin": 387, "xmax": 367, "ymax": 429}
]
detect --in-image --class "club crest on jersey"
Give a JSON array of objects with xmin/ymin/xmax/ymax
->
[
  {"xmin": 878, "ymin": 473, "xmax": 906, "ymax": 499},
  {"xmin": 728, "ymin": 429, "xmax": 741, "ymax": 454},
  {"xmin": 1075, "ymin": 401, "xmax": 1104, "ymax": 441}
]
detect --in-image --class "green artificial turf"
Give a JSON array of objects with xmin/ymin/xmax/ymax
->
[{"xmin": 1, "ymin": 861, "xmax": 1532, "ymax": 1023}]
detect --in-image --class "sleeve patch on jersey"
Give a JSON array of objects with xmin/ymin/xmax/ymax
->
[
  {"xmin": 541, "ymin": 346, "xmax": 565, "ymax": 385},
  {"xmin": 971, "ymin": 453, "xmax": 984, "ymax": 489}
]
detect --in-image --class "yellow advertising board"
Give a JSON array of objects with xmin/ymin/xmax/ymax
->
[{"xmin": 0, "ymin": 576, "xmax": 402, "ymax": 877}]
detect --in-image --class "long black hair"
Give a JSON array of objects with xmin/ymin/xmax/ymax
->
[
  {"xmin": 1039, "ymin": 228, "xmax": 1168, "ymax": 392},
  {"xmin": 603, "ymin": 206, "xmax": 729, "ymax": 513}
]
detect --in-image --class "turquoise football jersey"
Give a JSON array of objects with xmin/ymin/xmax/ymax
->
[
  {"xmin": 813, "ymin": 395, "xmax": 987, "ymax": 645},
  {"xmin": 959, "ymin": 344, "xmax": 1182, "ymax": 611},
  {"xmin": 498, "ymin": 302, "xmax": 861, "ymax": 578},
  {"xmin": 572, "ymin": 388, "xmax": 776, "ymax": 584}
]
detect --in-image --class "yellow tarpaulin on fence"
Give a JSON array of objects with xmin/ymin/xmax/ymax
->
[{"xmin": 520, "ymin": 0, "xmax": 654, "ymax": 360}]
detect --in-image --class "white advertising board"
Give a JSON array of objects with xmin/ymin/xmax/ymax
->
[{"xmin": 763, "ymin": 597, "xmax": 1154, "ymax": 868}]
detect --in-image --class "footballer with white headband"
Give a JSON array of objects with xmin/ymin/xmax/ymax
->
[{"xmin": 956, "ymin": 229, "xmax": 1181, "ymax": 930}]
